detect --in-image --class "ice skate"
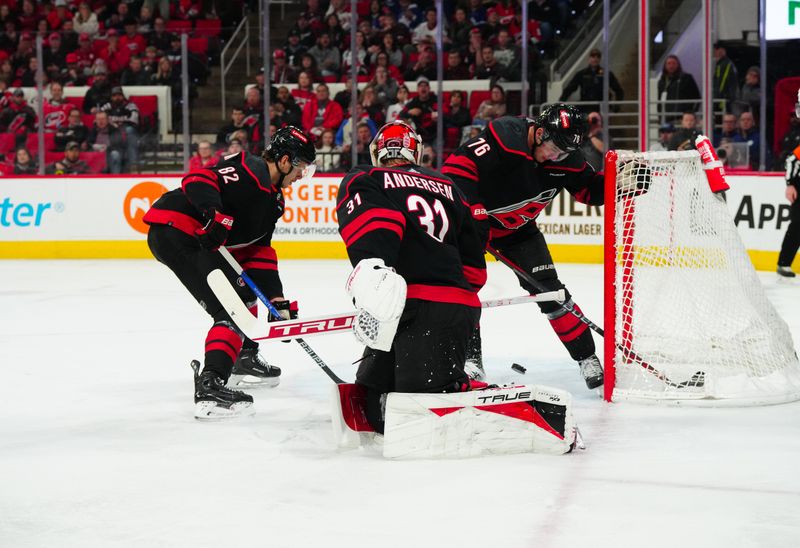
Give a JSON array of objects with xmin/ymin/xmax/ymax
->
[
  {"xmin": 228, "ymin": 347, "xmax": 281, "ymax": 389},
  {"xmin": 777, "ymin": 266, "xmax": 796, "ymax": 279},
  {"xmin": 577, "ymin": 354, "xmax": 604, "ymax": 390},
  {"xmin": 191, "ymin": 360, "xmax": 254, "ymax": 420}
]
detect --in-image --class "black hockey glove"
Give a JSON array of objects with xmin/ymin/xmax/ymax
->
[
  {"xmin": 269, "ymin": 300, "xmax": 299, "ymax": 322},
  {"xmin": 616, "ymin": 161, "xmax": 652, "ymax": 200},
  {"xmin": 195, "ymin": 209, "xmax": 234, "ymax": 251}
]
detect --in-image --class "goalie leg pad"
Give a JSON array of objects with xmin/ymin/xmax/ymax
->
[
  {"xmin": 330, "ymin": 383, "xmax": 378, "ymax": 449},
  {"xmin": 382, "ymin": 385, "xmax": 579, "ymax": 458}
]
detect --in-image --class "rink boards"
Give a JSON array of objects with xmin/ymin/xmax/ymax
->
[{"xmin": 0, "ymin": 172, "xmax": 793, "ymax": 271}]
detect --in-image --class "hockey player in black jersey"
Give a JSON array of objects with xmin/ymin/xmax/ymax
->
[
  {"xmin": 336, "ymin": 121, "xmax": 487, "ymax": 433},
  {"xmin": 442, "ymin": 103, "xmax": 605, "ymax": 389},
  {"xmin": 143, "ymin": 126, "xmax": 316, "ymax": 419}
]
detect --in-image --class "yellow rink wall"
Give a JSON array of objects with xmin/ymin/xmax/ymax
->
[{"xmin": 0, "ymin": 173, "xmax": 793, "ymax": 272}]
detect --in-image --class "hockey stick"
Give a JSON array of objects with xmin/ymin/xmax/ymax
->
[
  {"xmin": 485, "ymin": 245, "xmax": 705, "ymax": 389},
  {"xmin": 248, "ymin": 292, "xmax": 566, "ymax": 343},
  {"xmin": 216, "ymin": 246, "xmax": 346, "ymax": 385}
]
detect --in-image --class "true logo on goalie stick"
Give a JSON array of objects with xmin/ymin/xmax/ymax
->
[{"xmin": 267, "ymin": 316, "xmax": 355, "ymax": 338}]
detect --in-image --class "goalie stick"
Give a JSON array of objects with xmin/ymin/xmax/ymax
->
[
  {"xmin": 485, "ymin": 245, "xmax": 705, "ymax": 390},
  {"xmin": 215, "ymin": 246, "xmax": 346, "ymax": 385}
]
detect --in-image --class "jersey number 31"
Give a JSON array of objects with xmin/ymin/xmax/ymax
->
[{"xmin": 407, "ymin": 195, "xmax": 449, "ymax": 242}]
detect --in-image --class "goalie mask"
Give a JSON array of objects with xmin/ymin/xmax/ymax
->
[
  {"xmin": 369, "ymin": 121, "xmax": 423, "ymax": 166},
  {"xmin": 535, "ymin": 103, "xmax": 588, "ymax": 157}
]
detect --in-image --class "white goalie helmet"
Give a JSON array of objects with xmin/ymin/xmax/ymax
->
[{"xmin": 369, "ymin": 121, "xmax": 423, "ymax": 166}]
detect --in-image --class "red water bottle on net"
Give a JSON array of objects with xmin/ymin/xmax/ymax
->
[{"xmin": 695, "ymin": 134, "xmax": 730, "ymax": 193}]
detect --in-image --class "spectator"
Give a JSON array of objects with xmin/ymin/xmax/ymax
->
[
  {"xmin": 42, "ymin": 82, "xmax": 72, "ymax": 131},
  {"xmin": 492, "ymin": 29, "xmax": 519, "ymax": 75},
  {"xmin": 74, "ymin": 33, "xmax": 98, "ymax": 73},
  {"xmin": 528, "ymin": 0, "xmax": 558, "ymax": 43},
  {"xmin": 87, "ymin": 111, "xmax": 125, "ymax": 173},
  {"xmin": 297, "ymin": 53, "xmax": 322, "ymax": 84},
  {"xmin": 83, "ymin": 68, "xmax": 112, "ymax": 113},
  {"xmin": 173, "ymin": 0, "xmax": 201, "ymax": 21},
  {"xmin": 559, "ymin": 48, "xmax": 624, "ymax": 111},
  {"xmin": 11, "ymin": 31, "xmax": 35, "ymax": 75},
  {"xmin": 314, "ymin": 128, "xmax": 342, "ymax": 172},
  {"xmin": 19, "ymin": 57, "xmax": 39, "ymax": 88},
  {"xmin": 668, "ymin": 111, "xmax": 701, "ymax": 151},
  {"xmin": 188, "ymin": 140, "xmax": 218, "ymax": 171},
  {"xmin": 444, "ymin": 50, "xmax": 471, "ymax": 80},
  {"xmin": 55, "ymin": 108, "xmax": 89, "ymax": 151},
  {"xmin": 650, "ymin": 123, "xmax": 675, "ymax": 152},
  {"xmin": 105, "ymin": 2, "xmax": 130, "ymax": 33},
  {"xmin": 371, "ymin": 50, "xmax": 404, "ymax": 83},
  {"xmin": 137, "ymin": 5, "xmax": 155, "ymax": 34},
  {"xmin": 302, "ymin": 83, "xmax": 344, "ymax": 140},
  {"xmin": 13, "ymin": 147, "xmax": 37, "ymax": 174},
  {"xmin": 398, "ymin": 0, "xmax": 422, "ymax": 30},
  {"xmin": 369, "ymin": 32, "xmax": 403, "ymax": 70},
  {"xmin": 98, "ymin": 29, "xmax": 130, "ymax": 75},
  {"xmin": 412, "ymin": 9, "xmax": 441, "ymax": 45},
  {"xmin": 152, "ymin": 57, "xmax": 185, "ymax": 127},
  {"xmin": 307, "ymin": 33, "xmax": 340, "ymax": 79},
  {"xmin": 271, "ymin": 49, "xmax": 295, "ymax": 85},
  {"xmin": 403, "ymin": 46, "xmax": 436, "ymax": 82},
  {"xmin": 16, "ymin": 0, "xmax": 38, "ymax": 32},
  {"xmin": 43, "ymin": 32, "xmax": 67, "ymax": 76},
  {"xmin": 46, "ymin": 141, "xmax": 91, "ymax": 174},
  {"xmin": 714, "ymin": 113, "xmax": 738, "ymax": 147},
  {"xmin": 273, "ymin": 85, "xmax": 303, "ymax": 127},
  {"xmin": 342, "ymin": 30, "xmax": 369, "ymax": 77},
  {"xmin": 333, "ymin": 76, "xmax": 355, "ymax": 110},
  {"xmin": 73, "ymin": 2, "xmax": 99, "ymax": 37},
  {"xmin": 324, "ymin": 14, "xmax": 346, "ymax": 51},
  {"xmin": 142, "ymin": 46, "xmax": 160, "ymax": 74},
  {"xmin": 657, "ymin": 54, "xmax": 700, "ymax": 122},
  {"xmin": 467, "ymin": 0, "xmax": 487, "ymax": 25},
  {"xmin": 399, "ymin": 78, "xmax": 437, "ymax": 143},
  {"xmin": 61, "ymin": 53, "xmax": 87, "ymax": 86},
  {"xmin": 302, "ymin": 0, "xmax": 326, "ymax": 30},
  {"xmin": 712, "ymin": 43, "xmax": 738, "ymax": 112},
  {"xmin": 290, "ymin": 14, "xmax": 317, "ymax": 49},
  {"xmin": 293, "ymin": 70, "xmax": 315, "ymax": 110},
  {"xmin": 149, "ymin": 17, "xmax": 175, "ymax": 53},
  {"xmin": 386, "ymin": 84, "xmax": 410, "ymax": 123},
  {"xmin": 443, "ymin": 90, "xmax": 471, "ymax": 139},
  {"xmin": 284, "ymin": 29, "xmax": 308, "ymax": 68},
  {"xmin": 119, "ymin": 18, "xmax": 147, "ymax": 57},
  {"xmin": 474, "ymin": 45, "xmax": 504, "ymax": 81},
  {"xmin": 448, "ymin": 8, "xmax": 472, "ymax": 50},
  {"xmin": 242, "ymin": 87, "xmax": 266, "ymax": 147},
  {"xmin": 60, "ymin": 20, "xmax": 79, "ymax": 53},
  {"xmin": 374, "ymin": 12, "xmax": 412, "ymax": 53},
  {"xmin": 371, "ymin": 66, "xmax": 399, "ymax": 108},
  {"xmin": 581, "ymin": 112, "xmax": 610, "ymax": 171},
  {"xmin": 0, "ymin": 88, "xmax": 36, "ymax": 135},
  {"xmin": 480, "ymin": 8, "xmax": 503, "ymax": 43},
  {"xmin": 473, "ymin": 84, "xmax": 507, "ymax": 125},
  {"xmin": 733, "ymin": 110, "xmax": 761, "ymax": 168},
  {"xmin": 121, "ymin": 56, "xmax": 151, "ymax": 86},
  {"xmin": 341, "ymin": 121, "xmax": 374, "ymax": 169},
  {"xmin": 359, "ymin": 85, "xmax": 384, "ymax": 125},
  {"xmin": 356, "ymin": 19, "xmax": 378, "ymax": 50},
  {"xmin": 777, "ymin": 108, "xmax": 800, "ymax": 168},
  {"xmin": 420, "ymin": 144, "xmax": 435, "ymax": 168},
  {"xmin": 253, "ymin": 68, "xmax": 277, "ymax": 102},
  {"xmin": 325, "ymin": 0, "xmax": 353, "ymax": 32},
  {"xmin": 225, "ymin": 137, "xmax": 243, "ymax": 155},
  {"xmin": 47, "ymin": 1, "xmax": 71, "ymax": 32},
  {"xmin": 101, "ymin": 86, "xmax": 140, "ymax": 170},
  {"xmin": 336, "ymin": 102, "xmax": 377, "ymax": 147},
  {"xmin": 736, "ymin": 66, "xmax": 761, "ymax": 117}
]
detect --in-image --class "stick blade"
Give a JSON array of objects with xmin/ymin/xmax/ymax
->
[{"xmin": 206, "ymin": 269, "xmax": 258, "ymax": 334}]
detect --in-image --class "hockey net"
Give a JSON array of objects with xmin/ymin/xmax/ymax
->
[{"xmin": 603, "ymin": 149, "xmax": 800, "ymax": 405}]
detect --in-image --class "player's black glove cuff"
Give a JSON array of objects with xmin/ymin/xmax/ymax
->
[{"xmin": 195, "ymin": 209, "xmax": 234, "ymax": 251}]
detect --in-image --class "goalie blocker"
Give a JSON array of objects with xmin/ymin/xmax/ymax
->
[{"xmin": 331, "ymin": 383, "xmax": 581, "ymax": 457}]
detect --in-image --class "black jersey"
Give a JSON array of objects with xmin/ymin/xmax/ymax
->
[
  {"xmin": 442, "ymin": 116, "xmax": 605, "ymax": 244},
  {"xmin": 337, "ymin": 163, "xmax": 486, "ymax": 307},
  {"xmin": 143, "ymin": 150, "xmax": 286, "ymax": 297}
]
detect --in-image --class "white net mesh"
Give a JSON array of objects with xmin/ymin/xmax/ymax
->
[{"xmin": 610, "ymin": 150, "xmax": 800, "ymax": 404}]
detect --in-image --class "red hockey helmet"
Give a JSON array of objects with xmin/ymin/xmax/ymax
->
[{"xmin": 369, "ymin": 121, "xmax": 423, "ymax": 166}]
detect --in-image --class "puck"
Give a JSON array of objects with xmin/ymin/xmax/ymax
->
[{"xmin": 511, "ymin": 363, "xmax": 527, "ymax": 374}]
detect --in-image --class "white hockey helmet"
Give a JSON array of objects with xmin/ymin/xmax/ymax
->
[{"xmin": 369, "ymin": 121, "xmax": 423, "ymax": 166}]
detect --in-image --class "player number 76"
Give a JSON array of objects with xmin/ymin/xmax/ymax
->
[{"xmin": 467, "ymin": 138, "xmax": 491, "ymax": 156}]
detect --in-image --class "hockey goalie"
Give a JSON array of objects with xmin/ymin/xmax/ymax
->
[{"xmin": 332, "ymin": 121, "xmax": 580, "ymax": 458}]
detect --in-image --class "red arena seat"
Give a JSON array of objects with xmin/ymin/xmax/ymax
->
[
  {"xmin": 129, "ymin": 95, "xmax": 158, "ymax": 130},
  {"xmin": 194, "ymin": 19, "xmax": 222, "ymax": 37},
  {"xmin": 65, "ymin": 96, "xmax": 85, "ymax": 111},
  {"xmin": 187, "ymin": 37, "xmax": 209, "ymax": 56},
  {"xmin": 469, "ymin": 90, "xmax": 491, "ymax": 118},
  {"xmin": 166, "ymin": 20, "xmax": 192, "ymax": 33}
]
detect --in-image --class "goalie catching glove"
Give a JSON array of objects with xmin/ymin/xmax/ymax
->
[
  {"xmin": 617, "ymin": 160, "xmax": 652, "ymax": 200},
  {"xmin": 345, "ymin": 258, "xmax": 407, "ymax": 351}
]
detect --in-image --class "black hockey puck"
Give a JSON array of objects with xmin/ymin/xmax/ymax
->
[{"xmin": 511, "ymin": 363, "xmax": 527, "ymax": 374}]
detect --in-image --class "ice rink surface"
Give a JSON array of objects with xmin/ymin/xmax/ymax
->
[{"xmin": 2, "ymin": 259, "xmax": 799, "ymax": 548}]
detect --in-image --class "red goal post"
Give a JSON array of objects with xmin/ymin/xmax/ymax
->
[{"xmin": 603, "ymin": 149, "xmax": 800, "ymax": 405}]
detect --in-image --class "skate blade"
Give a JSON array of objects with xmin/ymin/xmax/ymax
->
[
  {"xmin": 227, "ymin": 374, "xmax": 281, "ymax": 389},
  {"xmin": 194, "ymin": 400, "xmax": 255, "ymax": 421}
]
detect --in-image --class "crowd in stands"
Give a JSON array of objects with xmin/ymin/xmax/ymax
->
[
  {"xmin": 214, "ymin": 0, "xmax": 593, "ymax": 172},
  {"xmin": 0, "ymin": 0, "xmax": 220, "ymax": 174}
]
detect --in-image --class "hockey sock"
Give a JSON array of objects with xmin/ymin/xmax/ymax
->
[
  {"xmin": 546, "ymin": 302, "xmax": 595, "ymax": 360},
  {"xmin": 204, "ymin": 321, "xmax": 244, "ymax": 379}
]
